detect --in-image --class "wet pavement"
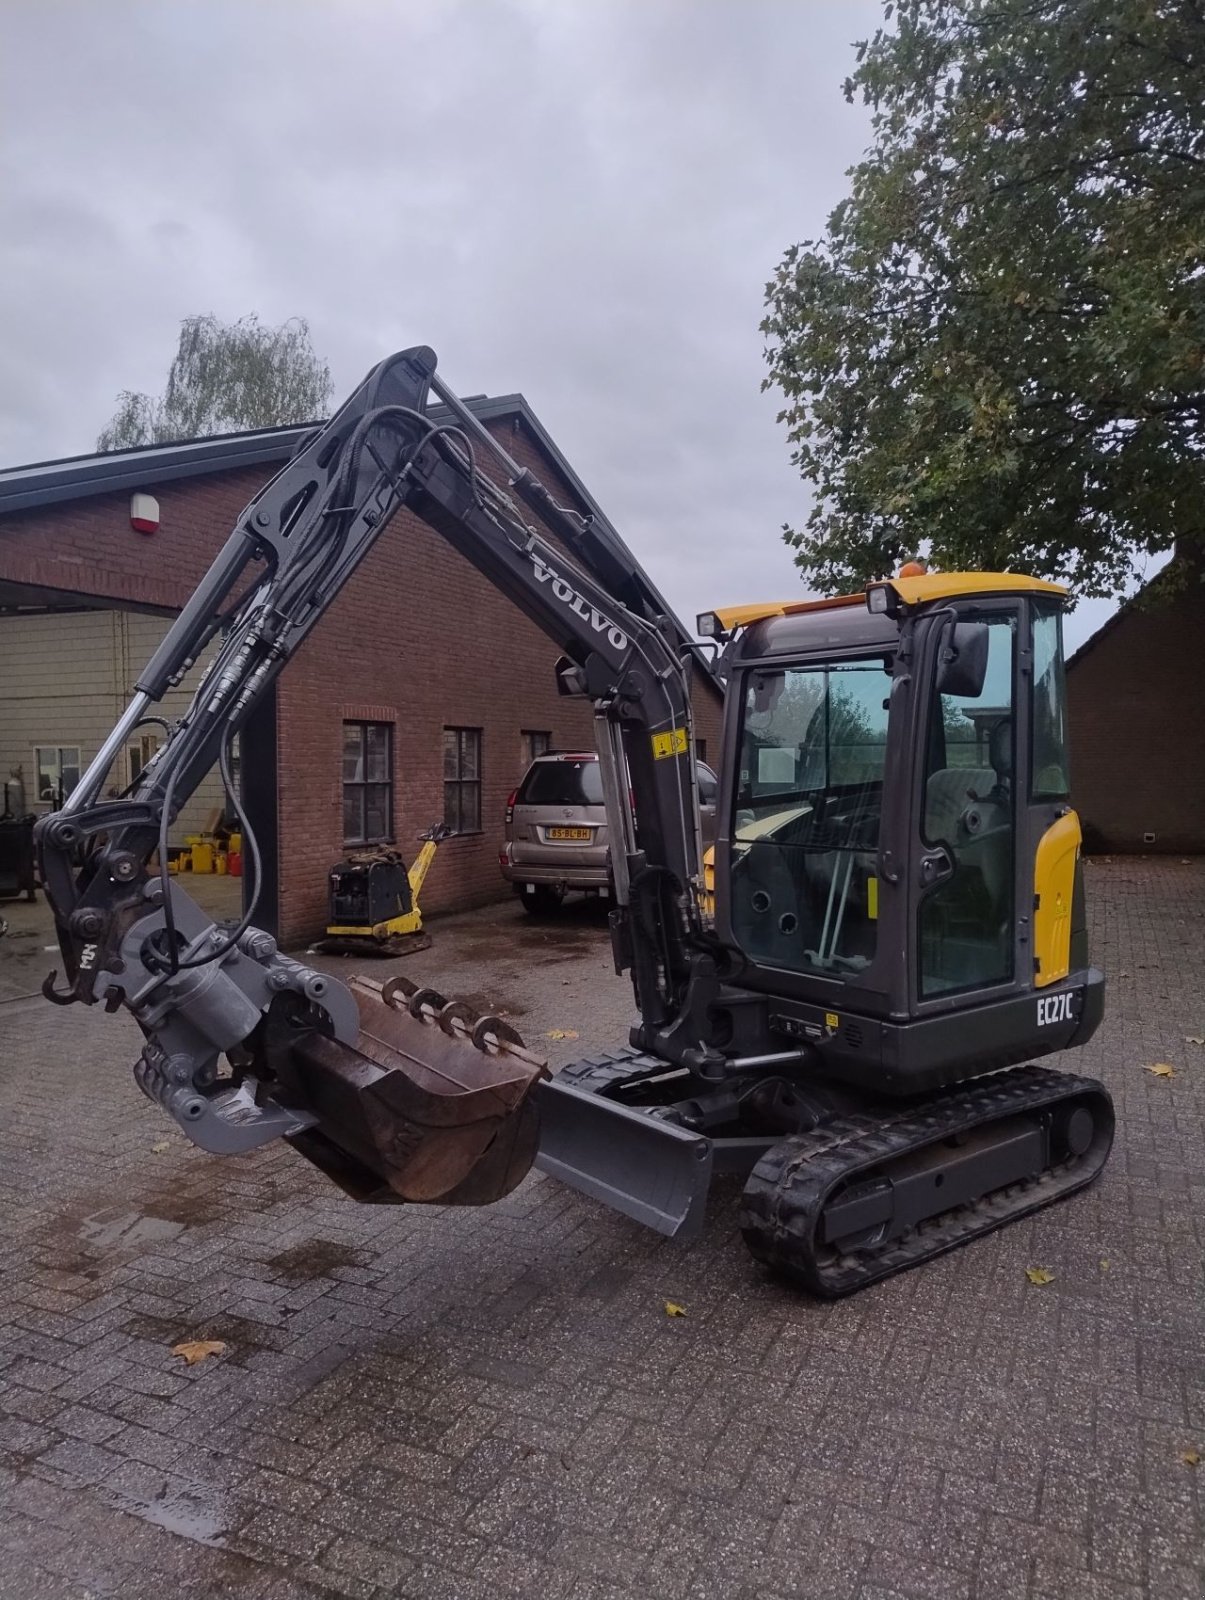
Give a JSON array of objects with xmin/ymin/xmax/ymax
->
[{"xmin": 0, "ymin": 864, "xmax": 1203, "ymax": 1600}]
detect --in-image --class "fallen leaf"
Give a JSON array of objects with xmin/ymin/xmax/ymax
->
[
  {"xmin": 545, "ymin": 1029, "xmax": 579, "ymax": 1041},
  {"xmin": 1185, "ymin": 1036, "xmax": 1204, "ymax": 1048},
  {"xmin": 664, "ymin": 1301, "xmax": 688, "ymax": 1317},
  {"xmin": 1099, "ymin": 1258, "xmax": 1110, "ymax": 1272},
  {"xmin": 171, "ymin": 1339, "xmax": 227, "ymax": 1366},
  {"xmin": 1025, "ymin": 1267, "xmax": 1055, "ymax": 1286},
  {"xmin": 1143, "ymin": 1062, "xmax": 1176, "ymax": 1079},
  {"xmin": 151, "ymin": 1139, "xmax": 171, "ymax": 1154},
  {"xmin": 1179, "ymin": 1449, "xmax": 1200, "ymax": 1468}
]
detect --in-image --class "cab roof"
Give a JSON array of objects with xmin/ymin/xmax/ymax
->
[{"xmin": 709, "ymin": 572, "xmax": 1066, "ymax": 635}]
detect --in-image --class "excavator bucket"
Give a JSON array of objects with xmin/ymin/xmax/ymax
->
[{"xmin": 284, "ymin": 974, "xmax": 547, "ymax": 1206}]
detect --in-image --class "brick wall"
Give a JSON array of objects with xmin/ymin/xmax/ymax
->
[
  {"xmin": 0, "ymin": 467, "xmax": 268, "ymax": 613},
  {"xmin": 0, "ymin": 419, "xmax": 723, "ymax": 944},
  {"xmin": 1067, "ymin": 573, "xmax": 1204, "ymax": 854},
  {"xmin": 274, "ymin": 413, "xmax": 722, "ymax": 940}
]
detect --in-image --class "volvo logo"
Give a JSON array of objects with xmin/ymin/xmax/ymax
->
[{"xmin": 527, "ymin": 553, "xmax": 629, "ymax": 653}]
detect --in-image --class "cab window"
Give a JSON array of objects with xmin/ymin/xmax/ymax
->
[
  {"xmin": 730, "ymin": 659, "xmax": 890, "ymax": 975},
  {"xmin": 1031, "ymin": 604, "xmax": 1070, "ymax": 799}
]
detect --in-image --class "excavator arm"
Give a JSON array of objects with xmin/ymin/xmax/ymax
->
[{"xmin": 35, "ymin": 346, "xmax": 715, "ymax": 1201}]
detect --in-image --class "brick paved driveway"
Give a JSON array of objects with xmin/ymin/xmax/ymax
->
[{"xmin": 1, "ymin": 862, "xmax": 1202, "ymax": 1600}]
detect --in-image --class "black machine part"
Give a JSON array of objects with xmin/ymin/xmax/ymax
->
[
  {"xmin": 328, "ymin": 852, "xmax": 414, "ymax": 929},
  {"xmin": 0, "ymin": 814, "xmax": 37, "ymax": 902},
  {"xmin": 536, "ymin": 1049, "xmax": 1113, "ymax": 1295}
]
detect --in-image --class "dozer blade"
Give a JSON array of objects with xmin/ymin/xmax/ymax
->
[
  {"xmin": 535, "ymin": 1073, "xmax": 714, "ymax": 1238},
  {"xmin": 284, "ymin": 975, "xmax": 547, "ymax": 1206}
]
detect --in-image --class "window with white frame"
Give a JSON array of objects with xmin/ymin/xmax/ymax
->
[{"xmin": 127, "ymin": 733, "xmax": 161, "ymax": 787}]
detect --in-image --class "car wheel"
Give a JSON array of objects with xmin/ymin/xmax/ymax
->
[{"xmin": 519, "ymin": 885, "xmax": 564, "ymax": 916}]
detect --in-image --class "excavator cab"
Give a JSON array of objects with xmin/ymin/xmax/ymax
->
[{"xmin": 708, "ymin": 573, "xmax": 1100, "ymax": 1094}]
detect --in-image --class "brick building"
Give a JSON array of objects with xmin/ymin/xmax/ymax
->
[
  {"xmin": 1066, "ymin": 557, "xmax": 1204, "ymax": 854},
  {"xmin": 0, "ymin": 396, "xmax": 723, "ymax": 943}
]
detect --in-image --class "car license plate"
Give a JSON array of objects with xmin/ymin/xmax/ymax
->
[{"xmin": 546, "ymin": 826, "xmax": 591, "ymax": 841}]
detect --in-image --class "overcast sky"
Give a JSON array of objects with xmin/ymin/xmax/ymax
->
[{"xmin": 2, "ymin": 0, "xmax": 1145, "ymax": 651}]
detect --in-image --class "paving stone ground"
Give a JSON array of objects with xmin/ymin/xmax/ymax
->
[{"xmin": 0, "ymin": 861, "xmax": 1202, "ymax": 1600}]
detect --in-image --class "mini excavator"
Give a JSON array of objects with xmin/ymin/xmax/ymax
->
[{"xmin": 37, "ymin": 347, "xmax": 1112, "ymax": 1296}]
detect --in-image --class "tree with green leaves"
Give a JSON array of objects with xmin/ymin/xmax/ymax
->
[
  {"xmin": 97, "ymin": 314, "xmax": 333, "ymax": 450},
  {"xmin": 762, "ymin": 0, "xmax": 1205, "ymax": 597}
]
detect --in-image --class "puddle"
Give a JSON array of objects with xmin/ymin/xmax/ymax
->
[
  {"xmin": 78, "ymin": 1207, "xmax": 185, "ymax": 1253},
  {"xmin": 124, "ymin": 1310, "xmax": 277, "ymax": 1357},
  {"xmin": 267, "ymin": 1239, "xmax": 366, "ymax": 1280},
  {"xmin": 108, "ymin": 1483, "xmax": 229, "ymax": 1546},
  {"xmin": 143, "ymin": 1188, "xmax": 228, "ymax": 1226}
]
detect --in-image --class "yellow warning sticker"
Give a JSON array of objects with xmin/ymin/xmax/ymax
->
[
  {"xmin": 651, "ymin": 726, "xmax": 689, "ymax": 760},
  {"xmin": 867, "ymin": 876, "xmax": 878, "ymax": 920},
  {"xmin": 825, "ymin": 1011, "xmax": 839, "ymax": 1031}
]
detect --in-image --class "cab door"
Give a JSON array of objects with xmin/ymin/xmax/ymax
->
[
  {"xmin": 1026, "ymin": 600, "xmax": 1084, "ymax": 988},
  {"xmin": 913, "ymin": 605, "xmax": 1020, "ymax": 1002}
]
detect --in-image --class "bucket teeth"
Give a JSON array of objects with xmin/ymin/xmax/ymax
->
[
  {"xmin": 407, "ymin": 985, "xmax": 448, "ymax": 1021},
  {"xmin": 347, "ymin": 974, "xmax": 530, "ymax": 1056},
  {"xmin": 380, "ymin": 974, "xmax": 418, "ymax": 1006}
]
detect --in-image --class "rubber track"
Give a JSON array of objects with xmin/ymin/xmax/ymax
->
[{"xmin": 739, "ymin": 1065, "xmax": 1114, "ymax": 1298}]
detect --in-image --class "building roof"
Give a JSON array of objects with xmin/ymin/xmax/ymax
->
[
  {"xmin": 0, "ymin": 391, "xmax": 715, "ymax": 680},
  {"xmin": 1063, "ymin": 562, "xmax": 1193, "ymax": 671},
  {"xmin": 0, "ymin": 420, "xmax": 313, "ymax": 514}
]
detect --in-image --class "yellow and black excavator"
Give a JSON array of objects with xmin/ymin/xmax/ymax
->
[{"xmin": 36, "ymin": 346, "xmax": 1111, "ymax": 1297}]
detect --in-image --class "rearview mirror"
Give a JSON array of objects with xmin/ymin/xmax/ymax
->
[{"xmin": 936, "ymin": 622, "xmax": 989, "ymax": 699}]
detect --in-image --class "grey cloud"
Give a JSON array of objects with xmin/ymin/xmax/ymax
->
[{"xmin": 3, "ymin": 0, "xmax": 945, "ymax": 642}]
